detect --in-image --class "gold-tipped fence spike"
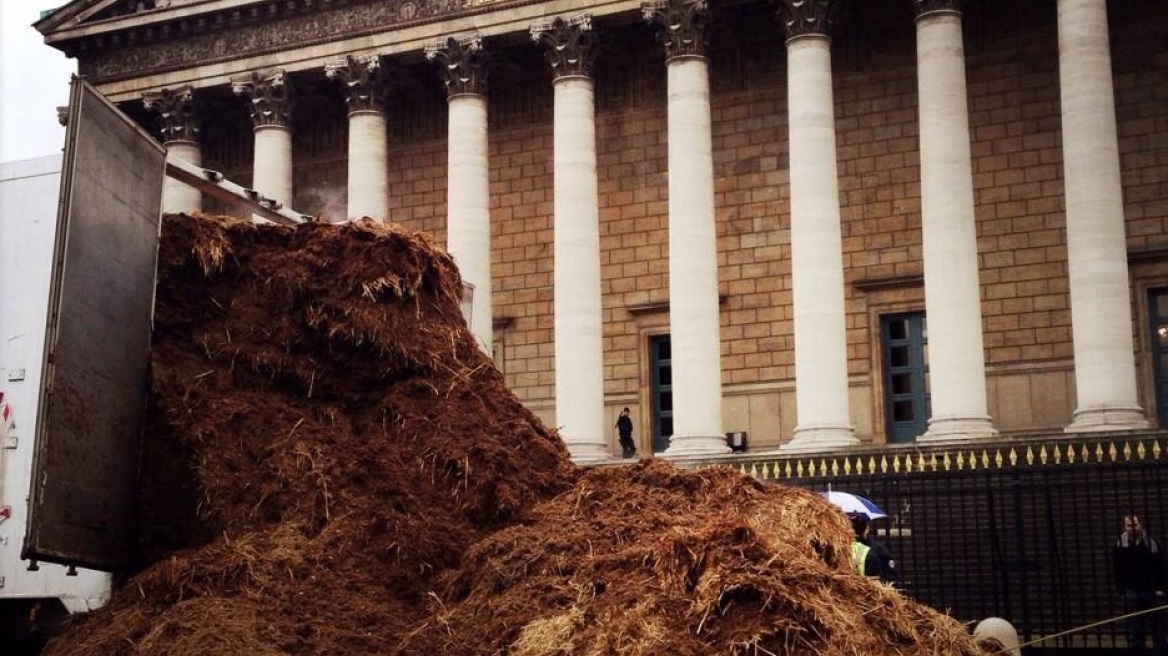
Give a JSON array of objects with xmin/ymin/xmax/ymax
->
[
  {"xmin": 1092, "ymin": 444, "xmax": 1102, "ymax": 462},
  {"xmin": 956, "ymin": 451, "xmax": 965, "ymax": 470},
  {"xmin": 1123, "ymin": 442, "xmax": 1132, "ymax": 461},
  {"xmin": 843, "ymin": 458, "xmax": 852, "ymax": 475},
  {"xmin": 1154, "ymin": 440, "xmax": 1162, "ymax": 459},
  {"xmin": 1025, "ymin": 446, "xmax": 1034, "ymax": 466},
  {"xmin": 830, "ymin": 458, "xmax": 840, "ymax": 476},
  {"xmin": 1067, "ymin": 445, "xmax": 1076, "ymax": 464},
  {"xmin": 1008, "ymin": 448, "xmax": 1017, "ymax": 467},
  {"xmin": 1039, "ymin": 445, "xmax": 1048, "ymax": 465},
  {"xmin": 880, "ymin": 455, "xmax": 889, "ymax": 473},
  {"xmin": 1137, "ymin": 442, "xmax": 1147, "ymax": 460},
  {"xmin": 943, "ymin": 452, "xmax": 952, "ymax": 471}
]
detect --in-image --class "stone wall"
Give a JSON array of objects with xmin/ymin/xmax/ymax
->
[{"xmin": 201, "ymin": 0, "xmax": 1168, "ymax": 447}]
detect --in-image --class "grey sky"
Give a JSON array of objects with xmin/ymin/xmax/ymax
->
[{"xmin": 1, "ymin": 1, "xmax": 75, "ymax": 162}]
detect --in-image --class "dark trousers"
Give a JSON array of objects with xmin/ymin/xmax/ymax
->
[
  {"xmin": 1123, "ymin": 590, "xmax": 1167, "ymax": 655},
  {"xmin": 618, "ymin": 432, "xmax": 636, "ymax": 457}
]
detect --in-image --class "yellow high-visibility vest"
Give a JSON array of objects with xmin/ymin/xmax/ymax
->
[{"xmin": 850, "ymin": 540, "xmax": 872, "ymax": 576}]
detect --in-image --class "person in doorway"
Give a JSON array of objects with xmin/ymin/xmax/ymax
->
[
  {"xmin": 1113, "ymin": 514, "xmax": 1167, "ymax": 655},
  {"xmin": 616, "ymin": 407, "xmax": 636, "ymax": 458}
]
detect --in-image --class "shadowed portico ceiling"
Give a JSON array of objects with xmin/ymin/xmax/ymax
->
[{"xmin": 34, "ymin": 0, "xmax": 649, "ymax": 92}]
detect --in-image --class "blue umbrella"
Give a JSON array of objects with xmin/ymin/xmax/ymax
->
[{"xmin": 821, "ymin": 490, "xmax": 887, "ymax": 519}]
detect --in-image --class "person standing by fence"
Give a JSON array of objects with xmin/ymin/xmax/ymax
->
[{"xmin": 1113, "ymin": 514, "xmax": 1167, "ymax": 655}]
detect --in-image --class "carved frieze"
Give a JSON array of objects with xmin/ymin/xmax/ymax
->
[
  {"xmin": 142, "ymin": 85, "xmax": 199, "ymax": 143},
  {"xmin": 915, "ymin": 0, "xmax": 962, "ymax": 18},
  {"xmin": 232, "ymin": 70, "xmax": 291, "ymax": 128},
  {"xmin": 774, "ymin": 0, "xmax": 838, "ymax": 40},
  {"xmin": 642, "ymin": 0, "xmax": 709, "ymax": 61},
  {"xmin": 426, "ymin": 36, "xmax": 487, "ymax": 97},
  {"xmin": 74, "ymin": 0, "xmax": 492, "ymax": 81},
  {"xmin": 74, "ymin": 0, "xmax": 499, "ymax": 82},
  {"xmin": 325, "ymin": 54, "xmax": 387, "ymax": 113},
  {"xmin": 531, "ymin": 15, "xmax": 595, "ymax": 80}
]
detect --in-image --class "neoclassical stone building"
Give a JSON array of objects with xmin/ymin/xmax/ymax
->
[{"xmin": 36, "ymin": 0, "xmax": 1168, "ymax": 462}]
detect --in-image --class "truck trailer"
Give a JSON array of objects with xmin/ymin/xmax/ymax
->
[{"xmin": 0, "ymin": 77, "xmax": 308, "ymax": 650}]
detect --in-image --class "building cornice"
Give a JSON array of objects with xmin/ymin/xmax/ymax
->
[{"xmin": 41, "ymin": 0, "xmax": 649, "ymax": 99}]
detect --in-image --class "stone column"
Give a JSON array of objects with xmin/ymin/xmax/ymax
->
[
  {"xmin": 232, "ymin": 70, "xmax": 293, "ymax": 211},
  {"xmin": 644, "ymin": 0, "xmax": 728, "ymax": 456},
  {"xmin": 532, "ymin": 16, "xmax": 610, "ymax": 462},
  {"xmin": 776, "ymin": 0, "xmax": 857, "ymax": 451},
  {"xmin": 1058, "ymin": 0, "xmax": 1150, "ymax": 431},
  {"xmin": 914, "ymin": 0, "xmax": 997, "ymax": 442},
  {"xmin": 427, "ymin": 37, "xmax": 493, "ymax": 353},
  {"xmin": 326, "ymin": 54, "xmax": 389, "ymax": 221},
  {"xmin": 142, "ymin": 85, "xmax": 202, "ymax": 214}
]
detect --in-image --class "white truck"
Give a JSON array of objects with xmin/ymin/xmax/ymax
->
[
  {"xmin": 0, "ymin": 155, "xmax": 111, "ymax": 642},
  {"xmin": 0, "ymin": 77, "xmax": 308, "ymax": 648}
]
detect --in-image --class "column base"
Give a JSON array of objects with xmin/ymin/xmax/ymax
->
[
  {"xmin": 564, "ymin": 440, "xmax": 616, "ymax": 465},
  {"xmin": 662, "ymin": 433, "xmax": 732, "ymax": 457},
  {"xmin": 919, "ymin": 416, "xmax": 999, "ymax": 444},
  {"xmin": 780, "ymin": 425, "xmax": 858, "ymax": 453},
  {"xmin": 1064, "ymin": 404, "xmax": 1151, "ymax": 433}
]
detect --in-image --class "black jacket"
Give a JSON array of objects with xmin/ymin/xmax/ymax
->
[
  {"xmin": 862, "ymin": 536, "xmax": 900, "ymax": 585},
  {"xmin": 1114, "ymin": 532, "xmax": 1165, "ymax": 593},
  {"xmin": 616, "ymin": 415, "xmax": 633, "ymax": 437}
]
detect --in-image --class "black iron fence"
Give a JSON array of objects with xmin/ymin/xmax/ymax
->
[{"xmin": 697, "ymin": 430, "xmax": 1168, "ymax": 652}]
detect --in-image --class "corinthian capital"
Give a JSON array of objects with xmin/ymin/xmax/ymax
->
[
  {"xmin": 775, "ymin": 0, "xmax": 838, "ymax": 40},
  {"xmin": 231, "ymin": 69, "xmax": 291, "ymax": 128},
  {"xmin": 915, "ymin": 0, "xmax": 962, "ymax": 18},
  {"xmin": 142, "ymin": 85, "xmax": 199, "ymax": 143},
  {"xmin": 325, "ymin": 54, "xmax": 387, "ymax": 113},
  {"xmin": 425, "ymin": 36, "xmax": 488, "ymax": 98},
  {"xmin": 531, "ymin": 15, "xmax": 595, "ymax": 80},
  {"xmin": 642, "ymin": 0, "xmax": 709, "ymax": 61}
]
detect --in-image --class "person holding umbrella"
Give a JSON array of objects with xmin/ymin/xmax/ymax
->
[
  {"xmin": 827, "ymin": 490, "xmax": 900, "ymax": 586},
  {"xmin": 848, "ymin": 512, "xmax": 881, "ymax": 578},
  {"xmin": 859, "ymin": 513, "xmax": 901, "ymax": 583}
]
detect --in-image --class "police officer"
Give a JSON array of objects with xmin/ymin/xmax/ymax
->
[{"xmin": 849, "ymin": 513, "xmax": 879, "ymax": 577}]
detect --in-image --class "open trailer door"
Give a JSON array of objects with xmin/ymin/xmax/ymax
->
[{"xmin": 22, "ymin": 77, "xmax": 165, "ymax": 573}]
